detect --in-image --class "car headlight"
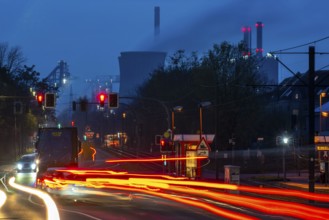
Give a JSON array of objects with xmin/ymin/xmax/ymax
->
[
  {"xmin": 17, "ymin": 163, "xmax": 23, "ymax": 170},
  {"xmin": 30, "ymin": 163, "xmax": 36, "ymax": 169}
]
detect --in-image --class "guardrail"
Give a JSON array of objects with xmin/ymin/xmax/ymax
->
[{"xmin": 0, "ymin": 174, "xmax": 10, "ymax": 192}]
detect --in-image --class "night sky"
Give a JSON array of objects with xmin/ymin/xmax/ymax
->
[{"xmin": 1, "ymin": 0, "xmax": 329, "ymax": 111}]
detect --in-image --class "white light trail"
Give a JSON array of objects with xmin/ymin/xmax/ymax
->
[
  {"xmin": 8, "ymin": 177, "xmax": 60, "ymax": 220},
  {"xmin": 0, "ymin": 190, "xmax": 7, "ymax": 208}
]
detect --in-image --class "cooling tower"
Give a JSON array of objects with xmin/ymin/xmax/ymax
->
[{"xmin": 118, "ymin": 51, "xmax": 167, "ymax": 98}]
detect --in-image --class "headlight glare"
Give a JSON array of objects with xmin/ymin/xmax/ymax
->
[
  {"xmin": 31, "ymin": 163, "xmax": 36, "ymax": 169},
  {"xmin": 17, "ymin": 163, "xmax": 23, "ymax": 170}
]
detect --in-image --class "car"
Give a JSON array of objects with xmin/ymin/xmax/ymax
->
[{"xmin": 16, "ymin": 153, "xmax": 38, "ymax": 173}]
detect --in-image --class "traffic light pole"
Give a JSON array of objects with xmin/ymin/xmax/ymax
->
[{"xmin": 308, "ymin": 46, "xmax": 315, "ymax": 193}]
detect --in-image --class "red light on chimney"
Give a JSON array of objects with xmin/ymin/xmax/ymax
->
[{"xmin": 242, "ymin": 27, "xmax": 251, "ymax": 32}]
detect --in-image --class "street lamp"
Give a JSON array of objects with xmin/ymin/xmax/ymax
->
[
  {"xmin": 171, "ymin": 106, "xmax": 183, "ymax": 138},
  {"xmin": 199, "ymin": 101, "xmax": 211, "ymax": 141},
  {"xmin": 320, "ymin": 92, "xmax": 326, "ymax": 133},
  {"xmin": 171, "ymin": 106, "xmax": 183, "ymax": 176},
  {"xmin": 121, "ymin": 112, "xmax": 126, "ymax": 147},
  {"xmin": 282, "ymin": 136, "xmax": 289, "ymax": 181}
]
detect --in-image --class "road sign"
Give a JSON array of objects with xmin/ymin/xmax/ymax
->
[
  {"xmin": 197, "ymin": 137, "xmax": 210, "ymax": 157},
  {"xmin": 316, "ymin": 145, "xmax": 329, "ymax": 151}
]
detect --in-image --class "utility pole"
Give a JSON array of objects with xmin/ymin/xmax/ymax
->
[
  {"xmin": 308, "ymin": 46, "xmax": 315, "ymax": 193},
  {"xmin": 215, "ymin": 78, "xmax": 220, "ymax": 180}
]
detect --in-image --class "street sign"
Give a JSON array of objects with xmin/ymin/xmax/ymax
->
[
  {"xmin": 197, "ymin": 137, "xmax": 210, "ymax": 157},
  {"xmin": 316, "ymin": 145, "xmax": 329, "ymax": 151}
]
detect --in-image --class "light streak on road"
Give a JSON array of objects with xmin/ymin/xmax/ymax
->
[
  {"xmin": 84, "ymin": 183, "xmax": 259, "ymax": 220},
  {"xmin": 78, "ymin": 148, "xmax": 83, "ymax": 156},
  {"xmin": 127, "ymin": 178, "xmax": 238, "ymax": 191},
  {"xmin": 162, "ymin": 184, "xmax": 329, "ymax": 220},
  {"xmin": 105, "ymin": 156, "xmax": 207, "ymax": 163},
  {"xmin": 238, "ymin": 185, "xmax": 329, "ymax": 203},
  {"xmin": 49, "ymin": 169, "xmax": 329, "ymax": 202},
  {"xmin": 37, "ymin": 168, "xmax": 329, "ymax": 219},
  {"xmin": 60, "ymin": 169, "xmax": 128, "ymax": 175},
  {"xmin": 82, "ymin": 177, "xmax": 329, "ymax": 219},
  {"xmin": 8, "ymin": 177, "xmax": 60, "ymax": 220},
  {"xmin": 90, "ymin": 147, "xmax": 96, "ymax": 161},
  {"xmin": 0, "ymin": 190, "xmax": 6, "ymax": 208},
  {"xmin": 58, "ymin": 169, "xmax": 188, "ymax": 180}
]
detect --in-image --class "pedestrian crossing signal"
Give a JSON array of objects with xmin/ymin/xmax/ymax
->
[{"xmin": 160, "ymin": 138, "xmax": 173, "ymax": 153}]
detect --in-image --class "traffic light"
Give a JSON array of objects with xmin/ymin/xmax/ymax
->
[
  {"xmin": 72, "ymin": 101, "xmax": 76, "ymax": 111},
  {"xmin": 14, "ymin": 101, "xmax": 23, "ymax": 114},
  {"xmin": 36, "ymin": 94, "xmax": 44, "ymax": 107},
  {"xmin": 80, "ymin": 100, "xmax": 88, "ymax": 111},
  {"xmin": 109, "ymin": 93, "xmax": 119, "ymax": 108},
  {"xmin": 160, "ymin": 138, "xmax": 173, "ymax": 153},
  {"xmin": 45, "ymin": 93, "xmax": 55, "ymax": 108},
  {"xmin": 98, "ymin": 93, "xmax": 106, "ymax": 107}
]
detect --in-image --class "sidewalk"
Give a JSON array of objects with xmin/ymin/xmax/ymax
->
[
  {"xmin": 0, "ymin": 164, "xmax": 15, "ymax": 173},
  {"xmin": 203, "ymin": 169, "xmax": 329, "ymax": 193}
]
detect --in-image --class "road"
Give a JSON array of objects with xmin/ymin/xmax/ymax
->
[
  {"xmin": 3, "ymin": 173, "xmax": 227, "ymax": 220},
  {"xmin": 1, "ymin": 147, "xmax": 329, "ymax": 220}
]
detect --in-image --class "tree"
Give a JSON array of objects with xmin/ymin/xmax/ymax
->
[
  {"xmin": 0, "ymin": 43, "xmax": 55, "ymax": 161},
  {"xmin": 133, "ymin": 42, "xmax": 269, "ymax": 151},
  {"xmin": 0, "ymin": 42, "xmax": 26, "ymax": 75}
]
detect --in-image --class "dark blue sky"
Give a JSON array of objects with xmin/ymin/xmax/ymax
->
[{"xmin": 1, "ymin": 0, "xmax": 329, "ymax": 111}]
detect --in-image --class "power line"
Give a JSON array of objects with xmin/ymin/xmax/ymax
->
[{"xmin": 271, "ymin": 35, "xmax": 329, "ymax": 53}]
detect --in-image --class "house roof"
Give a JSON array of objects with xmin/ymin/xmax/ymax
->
[{"xmin": 278, "ymin": 70, "xmax": 329, "ymax": 100}]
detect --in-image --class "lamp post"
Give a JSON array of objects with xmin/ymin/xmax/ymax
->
[
  {"xmin": 320, "ymin": 92, "xmax": 326, "ymax": 133},
  {"xmin": 283, "ymin": 137, "xmax": 289, "ymax": 181},
  {"xmin": 171, "ymin": 106, "xmax": 183, "ymax": 176},
  {"xmin": 171, "ymin": 106, "xmax": 183, "ymax": 139},
  {"xmin": 122, "ymin": 112, "xmax": 126, "ymax": 147},
  {"xmin": 199, "ymin": 101, "xmax": 211, "ymax": 141}
]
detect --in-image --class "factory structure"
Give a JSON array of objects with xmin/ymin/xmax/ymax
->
[
  {"xmin": 118, "ymin": 16, "xmax": 279, "ymax": 99},
  {"xmin": 119, "ymin": 6, "xmax": 166, "ymax": 99},
  {"xmin": 242, "ymin": 21, "xmax": 279, "ymax": 85}
]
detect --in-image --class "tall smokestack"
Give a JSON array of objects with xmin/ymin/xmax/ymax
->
[
  {"xmin": 154, "ymin": 6, "xmax": 160, "ymax": 40},
  {"xmin": 256, "ymin": 21, "xmax": 263, "ymax": 57},
  {"xmin": 241, "ymin": 26, "xmax": 251, "ymax": 56}
]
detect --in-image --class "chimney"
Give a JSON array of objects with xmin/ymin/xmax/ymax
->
[
  {"xmin": 154, "ymin": 6, "xmax": 160, "ymax": 40},
  {"xmin": 255, "ymin": 21, "xmax": 263, "ymax": 57},
  {"xmin": 241, "ymin": 26, "xmax": 251, "ymax": 56}
]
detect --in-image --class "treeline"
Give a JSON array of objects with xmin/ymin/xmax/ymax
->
[
  {"xmin": 126, "ymin": 42, "xmax": 289, "ymax": 151},
  {"xmin": 0, "ymin": 43, "xmax": 54, "ymax": 162}
]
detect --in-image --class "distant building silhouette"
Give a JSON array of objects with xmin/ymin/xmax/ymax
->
[
  {"xmin": 242, "ymin": 21, "xmax": 279, "ymax": 85},
  {"xmin": 118, "ymin": 51, "xmax": 166, "ymax": 98}
]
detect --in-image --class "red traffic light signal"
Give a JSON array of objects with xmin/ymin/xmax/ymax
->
[
  {"xmin": 109, "ymin": 93, "xmax": 119, "ymax": 108},
  {"xmin": 36, "ymin": 94, "xmax": 44, "ymax": 107},
  {"xmin": 98, "ymin": 93, "xmax": 107, "ymax": 107},
  {"xmin": 160, "ymin": 138, "xmax": 173, "ymax": 153}
]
